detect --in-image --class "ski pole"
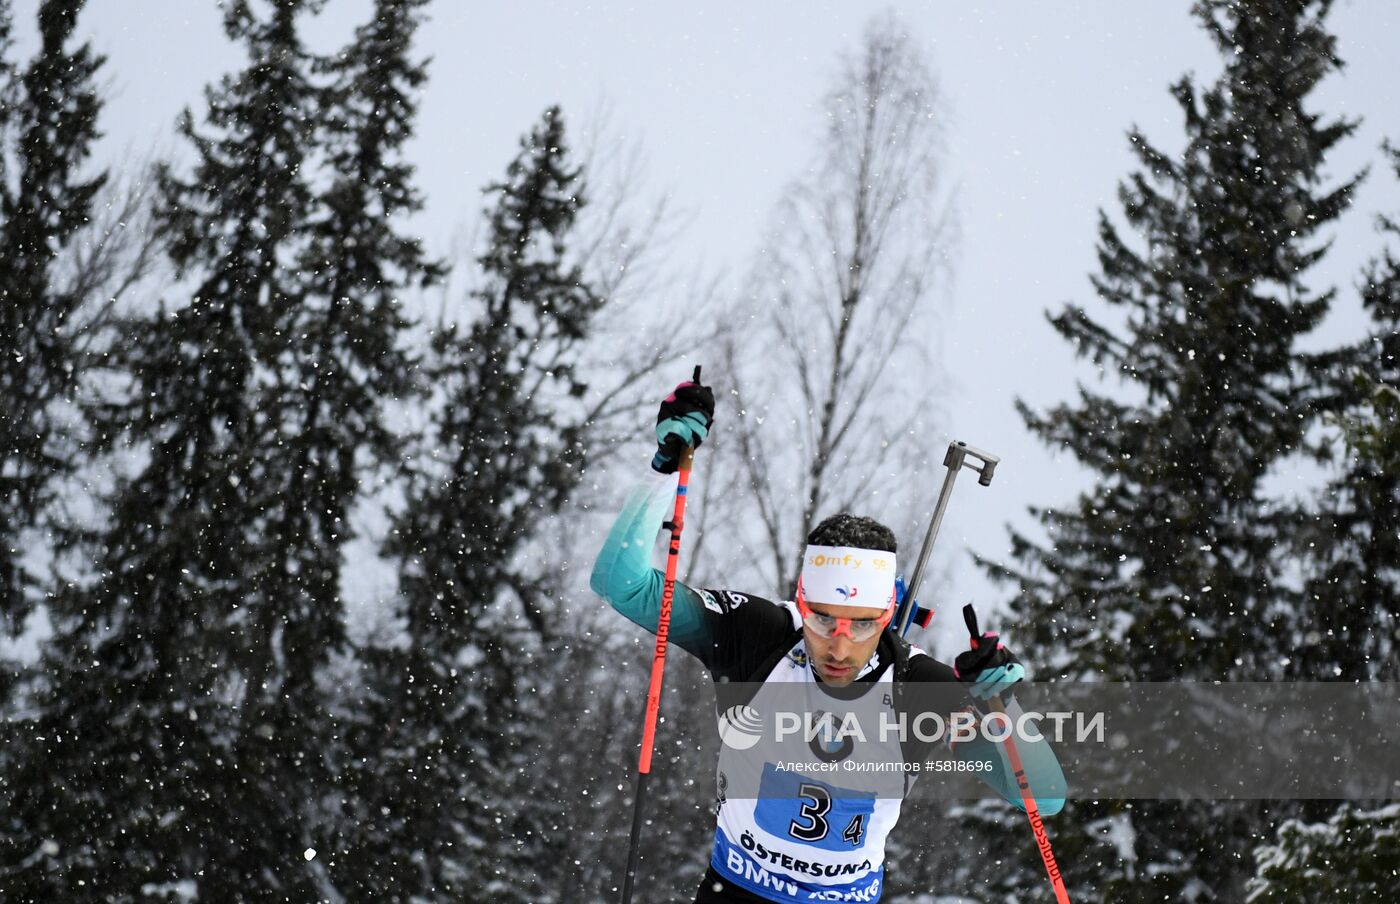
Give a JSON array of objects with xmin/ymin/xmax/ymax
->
[
  {"xmin": 898, "ymin": 441, "xmax": 1070, "ymax": 902},
  {"xmin": 964, "ymin": 603, "xmax": 1071, "ymax": 904},
  {"xmin": 896, "ymin": 441, "xmax": 999, "ymax": 636},
  {"xmin": 620, "ymin": 365, "xmax": 703, "ymax": 904}
]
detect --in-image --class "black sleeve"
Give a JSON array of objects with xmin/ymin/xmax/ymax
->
[
  {"xmin": 690, "ymin": 588, "xmax": 802, "ymax": 683},
  {"xmin": 897, "ymin": 652, "xmax": 976, "ymax": 765}
]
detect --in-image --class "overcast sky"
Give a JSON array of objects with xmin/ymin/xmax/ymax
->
[{"xmin": 13, "ymin": 0, "xmax": 1400, "ymax": 653}]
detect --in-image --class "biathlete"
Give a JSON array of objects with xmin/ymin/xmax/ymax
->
[{"xmin": 591, "ymin": 377, "xmax": 1066, "ymax": 903}]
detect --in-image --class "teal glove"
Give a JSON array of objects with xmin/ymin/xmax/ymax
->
[{"xmin": 651, "ymin": 379, "xmax": 715, "ymax": 474}]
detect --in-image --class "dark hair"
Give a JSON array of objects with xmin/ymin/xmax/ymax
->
[{"xmin": 807, "ymin": 513, "xmax": 897, "ymax": 553}]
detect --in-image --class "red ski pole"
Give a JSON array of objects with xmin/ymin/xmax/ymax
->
[
  {"xmin": 620, "ymin": 366, "xmax": 702, "ymax": 904},
  {"xmin": 964, "ymin": 604, "xmax": 1071, "ymax": 904}
]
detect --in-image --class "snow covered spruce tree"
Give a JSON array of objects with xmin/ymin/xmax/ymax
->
[
  {"xmin": 1243, "ymin": 151, "xmax": 1400, "ymax": 900},
  {"xmin": 974, "ymin": 1, "xmax": 1359, "ymax": 900},
  {"xmin": 0, "ymin": 0, "xmax": 103, "ymax": 694},
  {"xmin": 261, "ymin": 0, "xmax": 441, "ymax": 888},
  {"xmin": 1287, "ymin": 143, "xmax": 1400, "ymax": 682},
  {"xmin": 1248, "ymin": 385, "xmax": 1400, "ymax": 894},
  {"xmin": 2, "ymin": 2, "xmax": 332, "ymax": 900},
  {"xmin": 343, "ymin": 106, "xmax": 604, "ymax": 903},
  {"xmin": 1246, "ymin": 803, "xmax": 1400, "ymax": 901}
]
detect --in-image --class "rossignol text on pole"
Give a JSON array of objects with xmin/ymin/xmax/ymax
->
[
  {"xmin": 965, "ymin": 604, "xmax": 1071, "ymax": 904},
  {"xmin": 620, "ymin": 365, "xmax": 702, "ymax": 904}
]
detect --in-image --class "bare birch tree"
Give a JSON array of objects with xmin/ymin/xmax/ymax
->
[{"xmin": 704, "ymin": 12, "xmax": 957, "ymax": 594}]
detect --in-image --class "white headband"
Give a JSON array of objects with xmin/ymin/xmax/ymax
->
[{"xmin": 799, "ymin": 544, "xmax": 897, "ymax": 610}]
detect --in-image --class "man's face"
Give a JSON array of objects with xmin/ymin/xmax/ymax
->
[{"xmin": 801, "ymin": 599, "xmax": 889, "ymax": 687}]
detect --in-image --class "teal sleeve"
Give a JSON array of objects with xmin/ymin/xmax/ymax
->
[
  {"xmin": 589, "ymin": 471, "xmax": 712, "ymax": 656},
  {"xmin": 956, "ymin": 698, "xmax": 1068, "ymax": 816}
]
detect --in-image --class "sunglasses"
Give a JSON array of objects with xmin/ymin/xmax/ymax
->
[{"xmin": 795, "ymin": 578, "xmax": 895, "ymax": 642}]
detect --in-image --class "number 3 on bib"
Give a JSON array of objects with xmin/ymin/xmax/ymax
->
[
  {"xmin": 788, "ymin": 783, "xmax": 831, "ymax": 841},
  {"xmin": 787, "ymin": 783, "xmax": 866, "ymax": 847}
]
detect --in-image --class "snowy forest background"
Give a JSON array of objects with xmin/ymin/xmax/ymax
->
[{"xmin": 1, "ymin": 0, "xmax": 1398, "ymax": 901}]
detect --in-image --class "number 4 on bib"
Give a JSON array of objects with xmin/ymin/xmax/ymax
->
[{"xmin": 842, "ymin": 813, "xmax": 865, "ymax": 846}]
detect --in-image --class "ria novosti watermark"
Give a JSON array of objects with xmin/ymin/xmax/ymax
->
[
  {"xmin": 758, "ymin": 706, "xmax": 1106, "ymax": 747},
  {"xmin": 703, "ymin": 682, "xmax": 1400, "ymax": 800}
]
